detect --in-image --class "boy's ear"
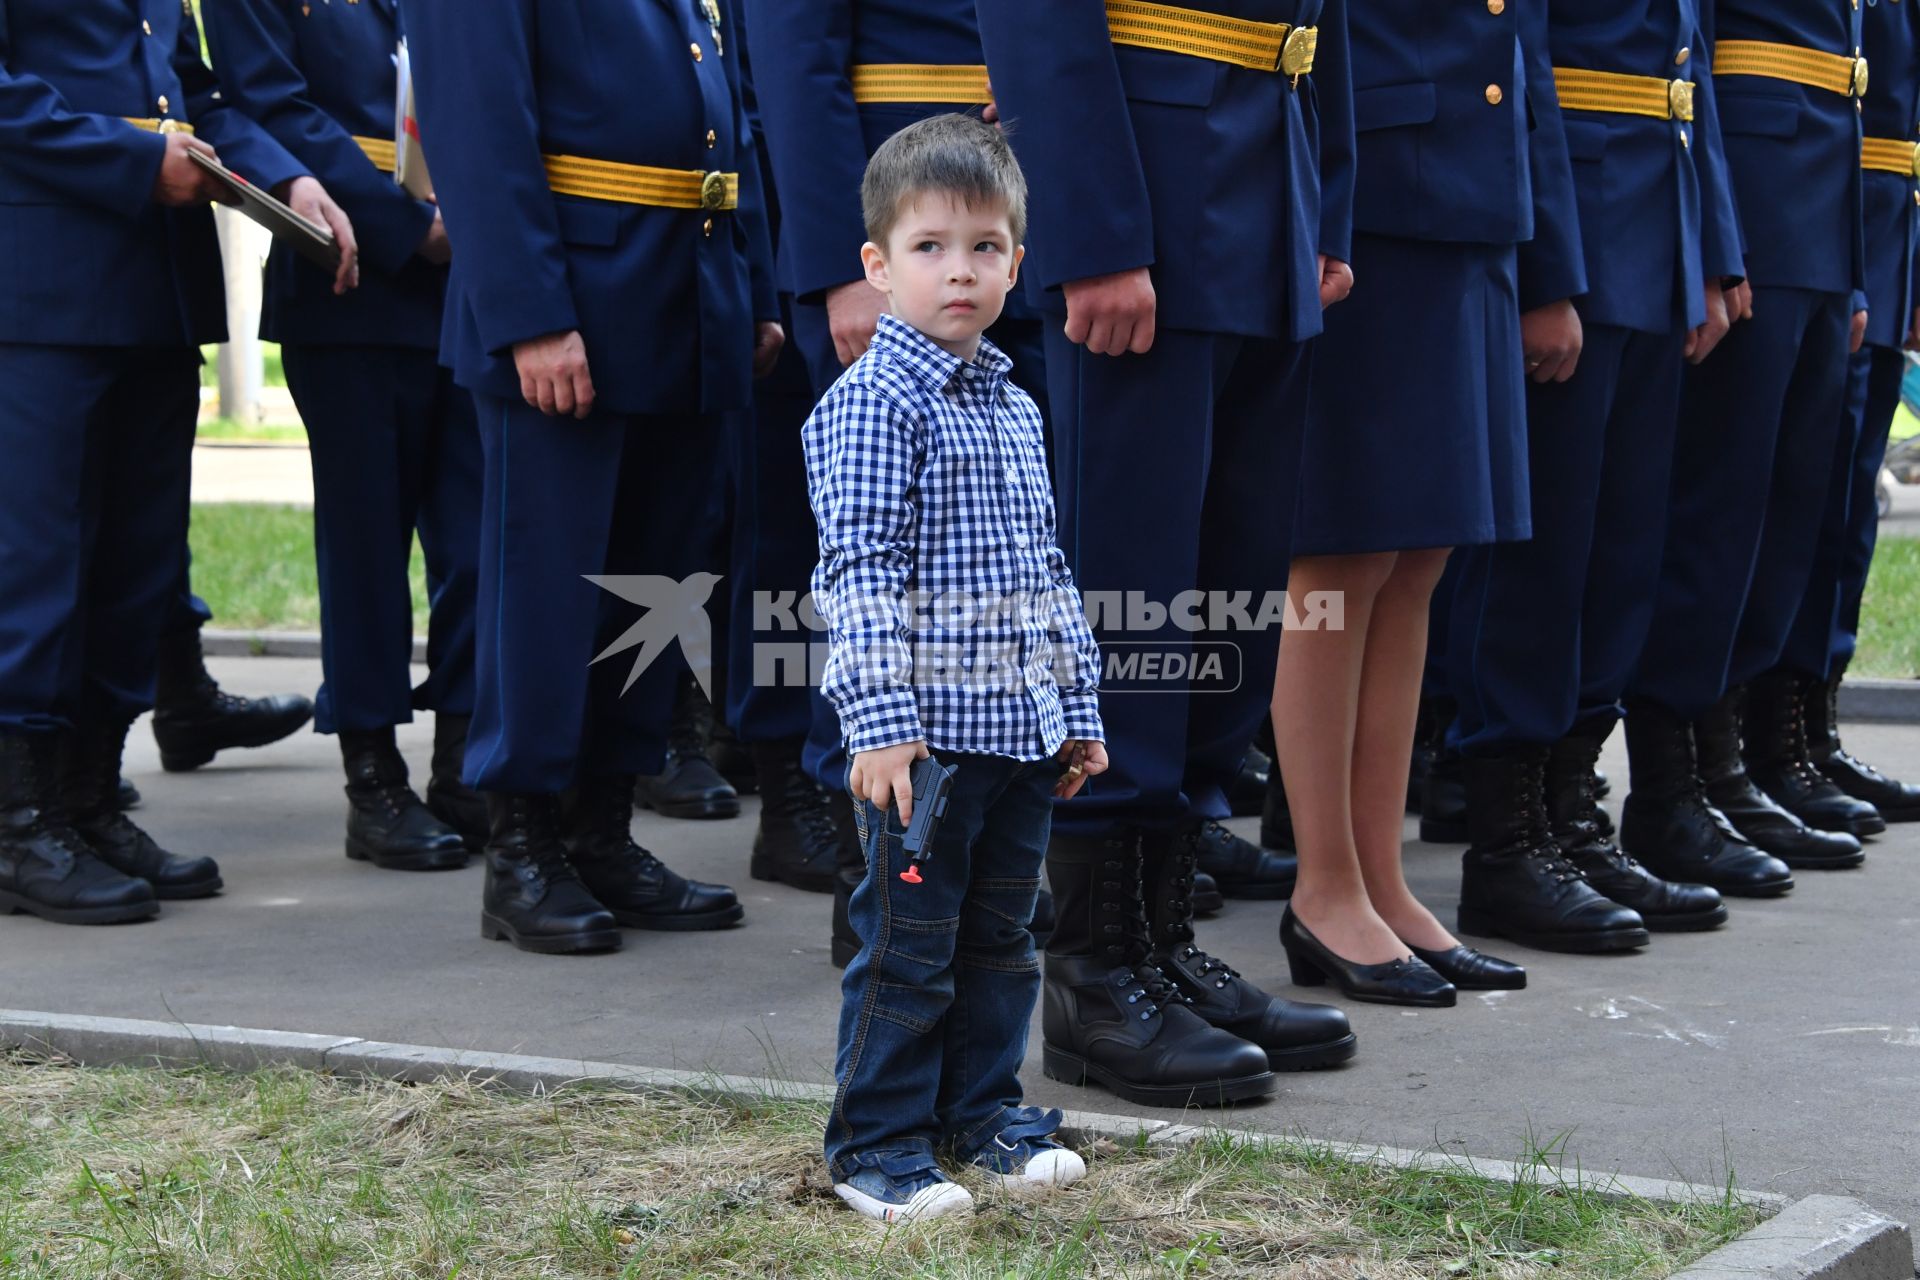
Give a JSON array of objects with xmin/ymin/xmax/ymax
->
[
  {"xmin": 861, "ymin": 241, "xmax": 890, "ymax": 294},
  {"xmin": 1008, "ymin": 243, "xmax": 1025, "ymax": 290}
]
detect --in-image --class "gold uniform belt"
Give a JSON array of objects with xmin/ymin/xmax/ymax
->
[
  {"xmin": 1862, "ymin": 136, "xmax": 1920, "ymax": 180},
  {"xmin": 124, "ymin": 116, "xmax": 194, "ymax": 134},
  {"xmin": 1552, "ymin": 67, "xmax": 1694, "ymax": 122},
  {"xmin": 353, "ymin": 135, "xmax": 398, "ymax": 173},
  {"xmin": 1105, "ymin": 0, "xmax": 1317, "ymax": 77},
  {"xmin": 1713, "ymin": 39, "xmax": 1869, "ymax": 98},
  {"xmin": 850, "ymin": 64, "xmax": 992, "ymax": 104},
  {"xmin": 543, "ymin": 155, "xmax": 738, "ymax": 211}
]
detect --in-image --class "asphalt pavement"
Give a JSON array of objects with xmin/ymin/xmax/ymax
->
[{"xmin": 5, "ymin": 656, "xmax": 1916, "ymax": 1228}]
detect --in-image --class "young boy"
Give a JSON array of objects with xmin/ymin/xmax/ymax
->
[{"xmin": 804, "ymin": 114, "xmax": 1106, "ymax": 1223}]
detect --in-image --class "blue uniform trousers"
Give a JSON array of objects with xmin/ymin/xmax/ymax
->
[
  {"xmin": 1783, "ymin": 344, "xmax": 1907, "ymax": 678},
  {"xmin": 282, "ymin": 344, "xmax": 483, "ymax": 734},
  {"xmin": 1450, "ymin": 321, "xmax": 1686, "ymax": 750},
  {"xmin": 1630, "ymin": 287, "xmax": 1852, "ymax": 716},
  {"xmin": 0, "ymin": 345, "xmax": 199, "ymax": 730},
  {"xmin": 465, "ymin": 394, "xmax": 726, "ymax": 794},
  {"xmin": 1046, "ymin": 327, "xmax": 1308, "ymax": 835}
]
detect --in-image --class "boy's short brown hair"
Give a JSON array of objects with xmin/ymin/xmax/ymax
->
[{"xmin": 861, "ymin": 112, "xmax": 1028, "ymax": 249}]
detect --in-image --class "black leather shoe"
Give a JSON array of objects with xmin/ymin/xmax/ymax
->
[
  {"xmin": 425, "ymin": 713, "xmax": 488, "ymax": 849},
  {"xmin": 636, "ymin": 674, "xmax": 740, "ymax": 820},
  {"xmin": 1191, "ymin": 870, "xmax": 1224, "ymax": 917},
  {"xmin": 828, "ymin": 787, "xmax": 866, "ymax": 969},
  {"xmin": 151, "ymin": 631, "xmax": 312, "ymax": 771},
  {"xmin": 1041, "ymin": 831, "xmax": 1275, "ymax": 1107},
  {"xmin": 1810, "ymin": 667, "xmax": 1920, "ymax": 821},
  {"xmin": 747, "ymin": 738, "xmax": 841, "ymax": 892},
  {"xmin": 1694, "ymin": 691, "xmax": 1864, "ymax": 869},
  {"xmin": 341, "ymin": 729, "xmax": 468, "ymax": 871},
  {"xmin": 58, "ymin": 720, "xmax": 221, "ymax": 899},
  {"xmin": 1406, "ymin": 944, "xmax": 1525, "ymax": 990},
  {"xmin": 1457, "ymin": 747, "xmax": 1649, "ymax": 953},
  {"xmin": 0, "ymin": 732, "xmax": 158, "ymax": 925},
  {"xmin": 1259, "ymin": 763, "xmax": 1294, "ymax": 852},
  {"xmin": 708, "ymin": 719, "xmax": 758, "ymax": 795},
  {"xmin": 479, "ymin": 794, "xmax": 621, "ymax": 953},
  {"xmin": 1409, "ymin": 695, "xmax": 1454, "ymax": 815},
  {"xmin": 1620, "ymin": 700, "xmax": 1794, "ymax": 897},
  {"xmin": 1419, "ymin": 748, "xmax": 1469, "ymax": 843},
  {"xmin": 566, "ymin": 773, "xmax": 743, "ymax": 930},
  {"xmin": 1142, "ymin": 829, "xmax": 1356, "ymax": 1070},
  {"xmin": 115, "ymin": 777, "xmax": 140, "ymax": 810},
  {"xmin": 1184, "ymin": 817, "xmax": 1296, "ymax": 899},
  {"xmin": 1744, "ymin": 670, "xmax": 1885, "ymax": 837},
  {"xmin": 1228, "ymin": 748, "xmax": 1270, "ymax": 819},
  {"xmin": 1279, "ymin": 906, "xmax": 1456, "ymax": 1006},
  {"xmin": 1547, "ymin": 722, "xmax": 1727, "ymax": 932}
]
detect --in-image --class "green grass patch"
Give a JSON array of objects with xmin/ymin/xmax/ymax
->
[
  {"xmin": 196, "ymin": 417, "xmax": 309, "ymax": 443},
  {"xmin": 0, "ymin": 1054, "xmax": 1760, "ymax": 1280},
  {"xmin": 188, "ymin": 503, "xmax": 428, "ymax": 634},
  {"xmin": 1854, "ymin": 535, "xmax": 1920, "ymax": 677},
  {"xmin": 200, "ymin": 342, "xmax": 286, "ymax": 390}
]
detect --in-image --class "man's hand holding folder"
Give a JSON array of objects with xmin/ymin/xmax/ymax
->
[{"xmin": 181, "ymin": 147, "xmax": 360, "ymax": 295}]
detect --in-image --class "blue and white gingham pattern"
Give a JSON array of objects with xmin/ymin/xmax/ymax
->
[{"xmin": 803, "ymin": 313, "xmax": 1103, "ymax": 760}]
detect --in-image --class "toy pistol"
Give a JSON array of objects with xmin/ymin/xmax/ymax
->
[{"xmin": 897, "ymin": 755, "xmax": 958, "ymax": 884}]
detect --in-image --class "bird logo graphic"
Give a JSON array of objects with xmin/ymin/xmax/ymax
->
[{"xmin": 586, "ymin": 573, "xmax": 723, "ymax": 699}]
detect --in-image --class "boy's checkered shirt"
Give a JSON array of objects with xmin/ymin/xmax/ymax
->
[{"xmin": 802, "ymin": 312, "xmax": 1103, "ymax": 759}]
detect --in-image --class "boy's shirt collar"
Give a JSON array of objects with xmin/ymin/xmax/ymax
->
[{"xmin": 869, "ymin": 311, "xmax": 1012, "ymax": 393}]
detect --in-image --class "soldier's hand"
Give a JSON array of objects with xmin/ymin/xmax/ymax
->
[
  {"xmin": 1685, "ymin": 278, "xmax": 1732, "ymax": 365},
  {"xmin": 513, "ymin": 330, "xmax": 596, "ymax": 419},
  {"xmin": 1724, "ymin": 278, "xmax": 1754, "ymax": 323},
  {"xmin": 276, "ymin": 176, "xmax": 360, "ymax": 295},
  {"xmin": 753, "ymin": 321, "xmax": 786, "ymax": 378},
  {"xmin": 1318, "ymin": 254, "xmax": 1353, "ymax": 309},
  {"xmin": 1905, "ymin": 306, "xmax": 1920, "ymax": 352},
  {"xmin": 849, "ymin": 740, "xmax": 929, "ymax": 823},
  {"xmin": 416, "ymin": 210, "xmax": 452, "ymax": 265},
  {"xmin": 152, "ymin": 133, "xmax": 228, "ymax": 208},
  {"xmin": 1521, "ymin": 298, "xmax": 1582, "ymax": 383},
  {"xmin": 826, "ymin": 280, "xmax": 887, "ymax": 366},
  {"xmin": 1850, "ymin": 309, "xmax": 1869, "ymax": 355},
  {"xmin": 1063, "ymin": 267, "xmax": 1156, "ymax": 356}
]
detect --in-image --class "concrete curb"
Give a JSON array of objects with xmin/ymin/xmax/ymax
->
[
  {"xmin": 1838, "ymin": 678, "xmax": 1920, "ymax": 724},
  {"xmin": 2, "ymin": 1010, "xmax": 1910, "ymax": 1277}
]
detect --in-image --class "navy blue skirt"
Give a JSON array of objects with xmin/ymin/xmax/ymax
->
[{"xmin": 1292, "ymin": 234, "xmax": 1530, "ymax": 556}]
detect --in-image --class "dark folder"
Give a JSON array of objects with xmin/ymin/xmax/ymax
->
[{"xmin": 187, "ymin": 149, "xmax": 341, "ymax": 272}]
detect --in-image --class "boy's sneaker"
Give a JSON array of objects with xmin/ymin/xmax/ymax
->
[
  {"xmin": 972, "ymin": 1134, "xmax": 1088, "ymax": 1191},
  {"xmin": 833, "ymin": 1167, "xmax": 974, "ymax": 1223}
]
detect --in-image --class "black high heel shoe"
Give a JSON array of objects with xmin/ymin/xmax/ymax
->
[
  {"xmin": 1405, "ymin": 943, "xmax": 1526, "ymax": 991},
  {"xmin": 1279, "ymin": 906, "xmax": 1456, "ymax": 1007}
]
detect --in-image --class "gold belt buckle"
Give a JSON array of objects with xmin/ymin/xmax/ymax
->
[
  {"xmin": 1851, "ymin": 54, "xmax": 1870, "ymax": 98},
  {"xmin": 699, "ymin": 170, "xmax": 729, "ymax": 211},
  {"xmin": 1910, "ymin": 146, "xmax": 1920, "ymax": 181},
  {"xmin": 1667, "ymin": 79, "xmax": 1695, "ymax": 122},
  {"xmin": 1279, "ymin": 24, "xmax": 1317, "ymax": 85}
]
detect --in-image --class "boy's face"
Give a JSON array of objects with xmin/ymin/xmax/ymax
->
[{"xmin": 861, "ymin": 190, "xmax": 1023, "ymax": 360}]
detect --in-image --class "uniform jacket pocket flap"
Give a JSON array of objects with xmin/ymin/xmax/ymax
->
[
  {"xmin": 1715, "ymin": 94, "xmax": 1801, "ymax": 139},
  {"xmin": 554, "ymin": 198, "xmax": 621, "ymax": 246},
  {"xmin": 1115, "ymin": 47, "xmax": 1220, "ymax": 107},
  {"xmin": 1352, "ymin": 82, "xmax": 1438, "ymax": 132},
  {"xmin": 1562, "ymin": 118, "xmax": 1608, "ymax": 161}
]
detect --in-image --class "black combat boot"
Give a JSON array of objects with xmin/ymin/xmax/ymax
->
[
  {"xmin": 1743, "ymin": 670, "xmax": 1885, "ymax": 837},
  {"xmin": 747, "ymin": 737, "xmax": 842, "ymax": 892},
  {"xmin": 565, "ymin": 773, "xmax": 742, "ymax": 930},
  {"xmin": 828, "ymin": 787, "xmax": 867, "ymax": 969},
  {"xmin": 150, "ymin": 630, "xmax": 313, "ymax": 771},
  {"xmin": 635, "ymin": 674, "xmax": 740, "ymax": 820},
  {"xmin": 707, "ymin": 718, "xmax": 757, "ymax": 795},
  {"xmin": 1409, "ymin": 694, "xmax": 1453, "ymax": 815},
  {"xmin": 479, "ymin": 793, "xmax": 621, "ymax": 953},
  {"xmin": 425, "ymin": 713, "xmax": 488, "ymax": 849},
  {"xmin": 340, "ymin": 728, "xmax": 468, "ymax": 870},
  {"xmin": 1457, "ymin": 746, "xmax": 1649, "ymax": 953},
  {"xmin": 1185, "ymin": 815, "xmax": 1296, "ymax": 899},
  {"xmin": 1419, "ymin": 745, "xmax": 1469, "ymax": 843},
  {"xmin": 1191, "ymin": 870, "xmax": 1224, "ymax": 916},
  {"xmin": 1694, "ymin": 691, "xmax": 1864, "ymax": 868},
  {"xmin": 1546, "ymin": 722, "xmax": 1726, "ymax": 932},
  {"xmin": 0, "ymin": 732, "xmax": 157, "ymax": 925},
  {"xmin": 1227, "ymin": 747, "xmax": 1270, "ymax": 818},
  {"xmin": 1143, "ymin": 828, "xmax": 1355, "ymax": 1071},
  {"xmin": 1619, "ymin": 701, "xmax": 1794, "ymax": 896},
  {"xmin": 58, "ymin": 718, "xmax": 221, "ymax": 899},
  {"xmin": 1259, "ymin": 762, "xmax": 1294, "ymax": 852},
  {"xmin": 1040, "ymin": 830, "xmax": 1275, "ymax": 1107},
  {"xmin": 1809, "ymin": 662, "xmax": 1920, "ymax": 821},
  {"xmin": 116, "ymin": 778, "xmax": 140, "ymax": 810}
]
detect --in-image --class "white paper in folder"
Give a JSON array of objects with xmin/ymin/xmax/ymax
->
[{"xmin": 394, "ymin": 40, "xmax": 433, "ymax": 202}]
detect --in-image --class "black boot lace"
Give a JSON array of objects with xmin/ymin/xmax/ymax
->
[
  {"xmin": 1777, "ymin": 680, "xmax": 1832, "ymax": 791},
  {"xmin": 1515, "ymin": 757, "xmax": 1586, "ymax": 885},
  {"xmin": 1097, "ymin": 855, "xmax": 1186, "ymax": 1016}
]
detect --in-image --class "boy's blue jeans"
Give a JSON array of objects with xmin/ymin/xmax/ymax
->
[{"xmin": 824, "ymin": 752, "xmax": 1063, "ymax": 1183}]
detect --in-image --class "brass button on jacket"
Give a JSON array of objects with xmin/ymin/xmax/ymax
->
[{"xmin": 1485, "ymin": 83, "xmax": 1503, "ymax": 105}]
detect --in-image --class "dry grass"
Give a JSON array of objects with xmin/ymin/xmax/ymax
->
[{"xmin": 0, "ymin": 1053, "xmax": 1760, "ymax": 1279}]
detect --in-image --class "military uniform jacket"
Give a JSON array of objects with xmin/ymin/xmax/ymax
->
[
  {"xmin": 407, "ymin": 0, "xmax": 779, "ymax": 416},
  {"xmin": 202, "ymin": 0, "xmax": 444, "ymax": 349},
  {"xmin": 1857, "ymin": 0, "xmax": 1919, "ymax": 349},
  {"xmin": 1345, "ymin": 0, "xmax": 1586, "ymax": 311},
  {"xmin": 1708, "ymin": 0, "xmax": 1865, "ymax": 297},
  {"xmin": 1543, "ymin": 0, "xmax": 1745, "ymax": 334},
  {"xmin": 0, "ymin": 0, "xmax": 305, "ymax": 347},
  {"xmin": 974, "ymin": 0, "xmax": 1354, "ymax": 344}
]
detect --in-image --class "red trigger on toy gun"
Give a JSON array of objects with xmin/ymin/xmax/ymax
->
[
  {"xmin": 895, "ymin": 756, "xmax": 957, "ymax": 885},
  {"xmin": 899, "ymin": 864, "xmax": 922, "ymax": 884}
]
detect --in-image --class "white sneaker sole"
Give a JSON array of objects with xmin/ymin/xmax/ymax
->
[
  {"xmin": 983, "ymin": 1147, "xmax": 1088, "ymax": 1191},
  {"xmin": 833, "ymin": 1180, "xmax": 974, "ymax": 1223}
]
